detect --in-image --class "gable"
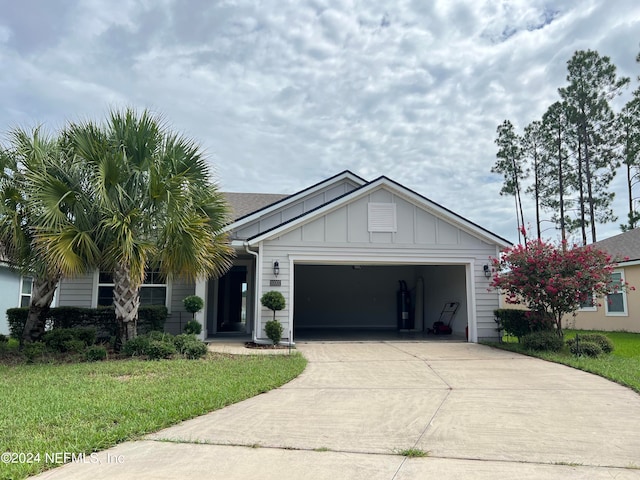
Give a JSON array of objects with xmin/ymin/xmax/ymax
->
[
  {"xmin": 268, "ymin": 185, "xmax": 501, "ymax": 248},
  {"xmin": 230, "ymin": 174, "xmax": 364, "ymax": 240}
]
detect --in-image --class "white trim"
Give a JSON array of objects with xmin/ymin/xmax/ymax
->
[
  {"xmin": 466, "ymin": 262, "xmax": 477, "ymax": 343},
  {"xmin": 18, "ymin": 275, "xmax": 33, "ymax": 308},
  {"xmin": 91, "ymin": 269, "xmax": 99, "ymax": 308},
  {"xmin": 247, "ymin": 177, "xmax": 511, "ymax": 248},
  {"xmin": 195, "ymin": 277, "xmax": 206, "ymax": 340},
  {"xmin": 223, "ymin": 171, "xmax": 366, "ymax": 233},
  {"xmin": 93, "ymin": 268, "xmax": 172, "ymax": 311},
  {"xmin": 605, "ymin": 268, "xmax": 628, "ymax": 317}
]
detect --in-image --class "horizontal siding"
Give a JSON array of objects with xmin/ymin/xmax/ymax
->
[
  {"xmin": 58, "ymin": 274, "xmax": 95, "ymax": 308},
  {"xmin": 165, "ymin": 278, "xmax": 195, "ymax": 335}
]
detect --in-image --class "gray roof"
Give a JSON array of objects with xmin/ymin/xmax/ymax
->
[
  {"xmin": 592, "ymin": 228, "xmax": 640, "ymax": 262},
  {"xmin": 223, "ymin": 192, "xmax": 290, "ymax": 220}
]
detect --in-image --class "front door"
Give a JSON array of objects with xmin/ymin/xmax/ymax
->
[{"xmin": 216, "ymin": 266, "xmax": 248, "ymax": 333}]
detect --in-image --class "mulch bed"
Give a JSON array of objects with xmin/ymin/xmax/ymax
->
[{"xmin": 244, "ymin": 342, "xmax": 294, "ymax": 350}]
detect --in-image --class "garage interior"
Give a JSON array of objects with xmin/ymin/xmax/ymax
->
[{"xmin": 293, "ymin": 264, "xmax": 468, "ymax": 341}]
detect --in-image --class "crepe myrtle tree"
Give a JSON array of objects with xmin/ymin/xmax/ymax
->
[{"xmin": 490, "ymin": 239, "xmax": 632, "ymax": 339}]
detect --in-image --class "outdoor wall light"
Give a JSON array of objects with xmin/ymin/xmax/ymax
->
[
  {"xmin": 483, "ymin": 264, "xmax": 491, "ymax": 278},
  {"xmin": 273, "ymin": 260, "xmax": 280, "ymax": 277}
]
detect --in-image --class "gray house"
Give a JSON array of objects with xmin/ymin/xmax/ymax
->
[{"xmin": 58, "ymin": 171, "xmax": 510, "ymax": 343}]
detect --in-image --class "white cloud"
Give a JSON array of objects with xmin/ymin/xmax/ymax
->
[{"xmin": 0, "ymin": 0, "xmax": 638, "ymax": 242}]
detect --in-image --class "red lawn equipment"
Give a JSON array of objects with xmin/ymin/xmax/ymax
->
[{"xmin": 431, "ymin": 302, "xmax": 459, "ymax": 335}]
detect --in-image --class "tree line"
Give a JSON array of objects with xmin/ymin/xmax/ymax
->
[
  {"xmin": 0, "ymin": 109, "xmax": 234, "ymax": 348},
  {"xmin": 492, "ymin": 49, "xmax": 640, "ymax": 245}
]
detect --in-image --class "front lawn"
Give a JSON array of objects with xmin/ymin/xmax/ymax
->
[
  {"xmin": 0, "ymin": 352, "xmax": 307, "ymax": 480},
  {"xmin": 489, "ymin": 330, "xmax": 640, "ymax": 394}
]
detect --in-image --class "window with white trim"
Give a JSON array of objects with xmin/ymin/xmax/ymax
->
[
  {"xmin": 605, "ymin": 269, "xmax": 627, "ymax": 316},
  {"xmin": 578, "ymin": 294, "xmax": 597, "ymax": 312},
  {"xmin": 97, "ymin": 269, "xmax": 167, "ymax": 307},
  {"xmin": 20, "ymin": 276, "xmax": 33, "ymax": 307}
]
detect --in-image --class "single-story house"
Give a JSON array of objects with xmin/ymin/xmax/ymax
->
[
  {"xmin": 57, "ymin": 171, "xmax": 510, "ymax": 343},
  {"xmin": 565, "ymin": 228, "xmax": 640, "ymax": 333}
]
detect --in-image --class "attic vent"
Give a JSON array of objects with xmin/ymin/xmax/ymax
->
[{"xmin": 368, "ymin": 203, "xmax": 397, "ymax": 232}]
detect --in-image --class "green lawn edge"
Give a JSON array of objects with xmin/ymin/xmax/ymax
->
[
  {"xmin": 483, "ymin": 330, "xmax": 640, "ymax": 395},
  {"xmin": 0, "ymin": 353, "xmax": 307, "ymax": 480}
]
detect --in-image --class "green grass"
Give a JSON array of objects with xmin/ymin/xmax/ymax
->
[
  {"xmin": 490, "ymin": 330, "xmax": 640, "ymax": 394},
  {"xmin": 0, "ymin": 352, "xmax": 307, "ymax": 480}
]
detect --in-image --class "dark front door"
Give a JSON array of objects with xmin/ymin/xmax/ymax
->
[{"xmin": 217, "ymin": 266, "xmax": 248, "ymax": 333}]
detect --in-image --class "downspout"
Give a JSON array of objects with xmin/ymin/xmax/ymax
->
[{"xmin": 245, "ymin": 242, "xmax": 260, "ymax": 343}]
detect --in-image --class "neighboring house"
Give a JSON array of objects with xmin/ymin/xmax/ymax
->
[
  {"xmin": 0, "ymin": 261, "xmax": 32, "ymax": 335},
  {"xmin": 566, "ymin": 228, "xmax": 640, "ymax": 333},
  {"xmin": 57, "ymin": 171, "xmax": 510, "ymax": 343}
]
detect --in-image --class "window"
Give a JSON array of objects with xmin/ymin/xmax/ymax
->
[
  {"xmin": 20, "ymin": 276, "xmax": 33, "ymax": 307},
  {"xmin": 605, "ymin": 269, "xmax": 627, "ymax": 316},
  {"xmin": 97, "ymin": 269, "xmax": 168, "ymax": 307},
  {"xmin": 578, "ymin": 294, "xmax": 596, "ymax": 312}
]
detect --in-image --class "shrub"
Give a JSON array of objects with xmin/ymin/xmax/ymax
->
[
  {"xmin": 22, "ymin": 342, "xmax": 47, "ymax": 362},
  {"xmin": 62, "ymin": 339, "xmax": 87, "ymax": 354},
  {"xmin": 184, "ymin": 320, "xmax": 202, "ymax": 335},
  {"xmin": 146, "ymin": 340, "xmax": 176, "ymax": 360},
  {"xmin": 0, "ymin": 334, "xmax": 7, "ymax": 343},
  {"xmin": 122, "ymin": 336, "xmax": 151, "ymax": 357},
  {"xmin": 147, "ymin": 330, "xmax": 173, "ymax": 342},
  {"xmin": 569, "ymin": 340, "xmax": 603, "ymax": 358},
  {"xmin": 265, "ymin": 319, "xmax": 283, "ymax": 345},
  {"xmin": 578, "ymin": 333, "xmax": 614, "ymax": 354},
  {"xmin": 261, "ymin": 291, "xmax": 285, "ymax": 318},
  {"xmin": 494, "ymin": 309, "xmax": 555, "ymax": 341},
  {"xmin": 86, "ymin": 345, "xmax": 108, "ymax": 362},
  {"xmin": 6, "ymin": 306, "xmax": 168, "ymax": 340},
  {"xmin": 42, "ymin": 327, "xmax": 96, "ymax": 352},
  {"xmin": 183, "ymin": 340, "xmax": 208, "ymax": 359},
  {"xmin": 7, "ymin": 308, "xmax": 27, "ymax": 339},
  {"xmin": 183, "ymin": 295, "xmax": 204, "ymax": 315},
  {"xmin": 494, "ymin": 309, "xmax": 530, "ymax": 339},
  {"xmin": 521, "ymin": 331, "xmax": 563, "ymax": 352}
]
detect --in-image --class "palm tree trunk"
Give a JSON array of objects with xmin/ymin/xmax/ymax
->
[
  {"xmin": 113, "ymin": 262, "xmax": 141, "ymax": 351},
  {"xmin": 21, "ymin": 275, "xmax": 60, "ymax": 345}
]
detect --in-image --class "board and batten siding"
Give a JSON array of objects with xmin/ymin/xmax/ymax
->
[
  {"xmin": 253, "ymin": 186, "xmax": 502, "ymax": 342},
  {"xmin": 233, "ymin": 178, "xmax": 361, "ymax": 241}
]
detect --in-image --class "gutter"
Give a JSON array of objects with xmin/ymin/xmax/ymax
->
[{"xmin": 244, "ymin": 241, "xmax": 260, "ymax": 343}]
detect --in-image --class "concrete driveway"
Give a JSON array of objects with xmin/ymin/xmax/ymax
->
[{"xmin": 34, "ymin": 342, "xmax": 640, "ymax": 479}]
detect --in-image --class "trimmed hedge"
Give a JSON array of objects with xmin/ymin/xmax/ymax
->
[
  {"xmin": 521, "ymin": 331, "xmax": 564, "ymax": 352},
  {"xmin": 494, "ymin": 308, "xmax": 555, "ymax": 341},
  {"xmin": 6, "ymin": 305, "xmax": 168, "ymax": 340},
  {"xmin": 566, "ymin": 333, "xmax": 614, "ymax": 355}
]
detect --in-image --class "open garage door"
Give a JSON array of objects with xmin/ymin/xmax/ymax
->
[{"xmin": 293, "ymin": 264, "xmax": 468, "ymax": 340}]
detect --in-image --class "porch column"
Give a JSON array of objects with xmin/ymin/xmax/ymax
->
[{"xmin": 195, "ymin": 277, "xmax": 207, "ymax": 341}]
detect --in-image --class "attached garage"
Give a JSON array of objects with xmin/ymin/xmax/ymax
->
[
  {"xmin": 293, "ymin": 264, "xmax": 468, "ymax": 338},
  {"xmin": 204, "ymin": 171, "xmax": 511, "ymax": 344}
]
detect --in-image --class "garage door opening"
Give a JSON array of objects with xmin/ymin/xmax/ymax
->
[{"xmin": 293, "ymin": 264, "xmax": 468, "ymax": 340}]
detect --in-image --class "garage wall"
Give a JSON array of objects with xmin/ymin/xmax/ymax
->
[
  {"xmin": 252, "ymin": 184, "xmax": 502, "ymax": 343},
  {"xmin": 294, "ymin": 265, "xmax": 420, "ymax": 329},
  {"xmin": 420, "ymin": 266, "xmax": 467, "ymax": 335}
]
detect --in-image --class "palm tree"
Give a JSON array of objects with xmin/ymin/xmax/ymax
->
[
  {"xmin": 0, "ymin": 127, "xmax": 97, "ymax": 343},
  {"xmin": 50, "ymin": 108, "xmax": 235, "ymax": 348}
]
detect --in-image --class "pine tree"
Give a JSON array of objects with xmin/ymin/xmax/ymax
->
[
  {"xmin": 559, "ymin": 50, "xmax": 629, "ymax": 243},
  {"xmin": 492, "ymin": 120, "xmax": 529, "ymax": 243}
]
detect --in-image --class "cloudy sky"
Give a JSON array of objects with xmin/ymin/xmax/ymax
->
[{"xmin": 1, "ymin": 0, "xmax": 639, "ymax": 243}]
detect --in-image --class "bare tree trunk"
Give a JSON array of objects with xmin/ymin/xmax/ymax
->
[
  {"xmin": 558, "ymin": 129, "xmax": 567, "ymax": 248},
  {"xmin": 21, "ymin": 275, "xmax": 60, "ymax": 345},
  {"xmin": 113, "ymin": 262, "xmax": 141, "ymax": 351}
]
